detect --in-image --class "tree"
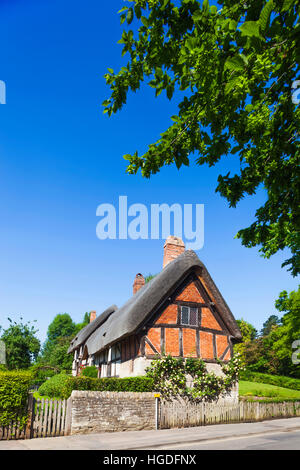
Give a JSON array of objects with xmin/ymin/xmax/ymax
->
[
  {"xmin": 144, "ymin": 273, "xmax": 157, "ymax": 283},
  {"xmin": 104, "ymin": 0, "xmax": 300, "ymax": 275},
  {"xmin": 38, "ymin": 313, "xmax": 78, "ymax": 370},
  {"xmin": 0, "ymin": 318, "xmax": 40, "ymax": 370},
  {"xmin": 236, "ymin": 318, "xmax": 257, "ymax": 341},
  {"xmin": 260, "ymin": 314, "xmax": 281, "ymax": 336},
  {"xmin": 235, "ymin": 288, "xmax": 300, "ymax": 376},
  {"xmin": 234, "ymin": 318, "xmax": 258, "ymax": 366},
  {"xmin": 38, "ymin": 312, "xmax": 91, "ymax": 371},
  {"xmin": 267, "ymin": 286, "xmax": 300, "ymax": 377}
]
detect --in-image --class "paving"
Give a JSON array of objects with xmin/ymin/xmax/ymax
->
[{"xmin": 0, "ymin": 417, "xmax": 300, "ymax": 450}]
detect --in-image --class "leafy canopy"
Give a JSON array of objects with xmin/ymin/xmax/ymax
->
[
  {"xmin": 38, "ymin": 312, "xmax": 89, "ymax": 371},
  {"xmin": 104, "ymin": 0, "xmax": 300, "ymax": 276},
  {"xmin": 234, "ymin": 286, "xmax": 300, "ymax": 377},
  {"xmin": 0, "ymin": 318, "xmax": 40, "ymax": 370}
]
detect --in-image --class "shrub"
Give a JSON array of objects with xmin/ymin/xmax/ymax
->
[
  {"xmin": 145, "ymin": 354, "xmax": 243, "ymax": 402},
  {"xmin": 61, "ymin": 376, "xmax": 154, "ymax": 399},
  {"xmin": 29, "ymin": 364, "xmax": 59, "ymax": 387},
  {"xmin": 0, "ymin": 370, "xmax": 33, "ymax": 427},
  {"xmin": 80, "ymin": 366, "xmax": 98, "ymax": 378},
  {"xmin": 38, "ymin": 371, "xmax": 70, "ymax": 398}
]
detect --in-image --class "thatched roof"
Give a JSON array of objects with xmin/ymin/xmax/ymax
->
[
  {"xmin": 82, "ymin": 250, "xmax": 241, "ymax": 356},
  {"xmin": 67, "ymin": 305, "xmax": 117, "ymax": 353}
]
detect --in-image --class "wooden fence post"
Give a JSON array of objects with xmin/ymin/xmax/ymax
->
[
  {"xmin": 25, "ymin": 393, "xmax": 35, "ymax": 439},
  {"xmin": 65, "ymin": 396, "xmax": 72, "ymax": 435}
]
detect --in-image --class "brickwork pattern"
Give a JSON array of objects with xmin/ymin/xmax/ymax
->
[{"xmin": 176, "ymin": 281, "xmax": 205, "ymax": 303}]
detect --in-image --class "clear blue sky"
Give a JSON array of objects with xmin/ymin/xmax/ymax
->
[{"xmin": 0, "ymin": 0, "xmax": 298, "ymax": 344}]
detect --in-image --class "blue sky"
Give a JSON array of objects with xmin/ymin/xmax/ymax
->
[{"xmin": 0, "ymin": 0, "xmax": 298, "ymax": 344}]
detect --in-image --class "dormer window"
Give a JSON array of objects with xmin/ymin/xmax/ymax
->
[{"xmin": 180, "ymin": 306, "xmax": 198, "ymax": 326}]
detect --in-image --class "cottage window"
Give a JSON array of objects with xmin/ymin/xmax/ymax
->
[
  {"xmin": 180, "ymin": 306, "xmax": 198, "ymax": 326},
  {"xmin": 111, "ymin": 344, "xmax": 121, "ymax": 361}
]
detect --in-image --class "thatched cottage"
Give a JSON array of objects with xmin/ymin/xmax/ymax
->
[{"xmin": 68, "ymin": 236, "xmax": 242, "ymax": 390}]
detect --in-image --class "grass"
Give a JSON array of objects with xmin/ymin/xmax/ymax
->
[{"xmin": 239, "ymin": 380, "xmax": 300, "ymax": 399}]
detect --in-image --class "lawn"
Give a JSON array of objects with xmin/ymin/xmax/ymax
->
[{"xmin": 239, "ymin": 380, "xmax": 300, "ymax": 399}]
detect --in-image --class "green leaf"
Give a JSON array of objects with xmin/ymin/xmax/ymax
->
[
  {"xmin": 118, "ymin": 7, "xmax": 128, "ymax": 14},
  {"xmin": 240, "ymin": 21, "xmax": 263, "ymax": 40},
  {"xmin": 141, "ymin": 16, "xmax": 149, "ymax": 27},
  {"xmin": 225, "ymin": 55, "xmax": 246, "ymax": 72},
  {"xmin": 202, "ymin": 0, "xmax": 209, "ymax": 14},
  {"xmin": 259, "ymin": 0, "xmax": 273, "ymax": 33},
  {"xmin": 192, "ymin": 9, "xmax": 202, "ymax": 22},
  {"xmin": 281, "ymin": 0, "xmax": 293, "ymax": 12},
  {"xmin": 127, "ymin": 8, "xmax": 133, "ymax": 25}
]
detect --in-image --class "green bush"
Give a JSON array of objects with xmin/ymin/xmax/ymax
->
[
  {"xmin": 0, "ymin": 370, "xmax": 33, "ymax": 427},
  {"xmin": 80, "ymin": 366, "xmax": 98, "ymax": 378},
  {"xmin": 38, "ymin": 371, "xmax": 70, "ymax": 398},
  {"xmin": 29, "ymin": 364, "xmax": 59, "ymax": 387},
  {"xmin": 240, "ymin": 370, "xmax": 300, "ymax": 391},
  {"xmin": 61, "ymin": 376, "xmax": 154, "ymax": 399}
]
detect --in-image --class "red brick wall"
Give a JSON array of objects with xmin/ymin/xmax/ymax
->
[
  {"xmin": 201, "ymin": 307, "xmax": 222, "ymax": 331},
  {"xmin": 145, "ymin": 328, "xmax": 161, "ymax": 355},
  {"xmin": 165, "ymin": 328, "xmax": 180, "ymax": 356},
  {"xmin": 200, "ymin": 331, "xmax": 214, "ymax": 358},
  {"xmin": 155, "ymin": 304, "xmax": 177, "ymax": 324},
  {"xmin": 176, "ymin": 280, "xmax": 205, "ymax": 303},
  {"xmin": 182, "ymin": 328, "xmax": 197, "ymax": 357},
  {"xmin": 216, "ymin": 334, "xmax": 228, "ymax": 357}
]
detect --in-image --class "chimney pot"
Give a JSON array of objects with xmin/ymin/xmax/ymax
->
[
  {"xmin": 163, "ymin": 235, "xmax": 185, "ymax": 268},
  {"xmin": 133, "ymin": 273, "xmax": 145, "ymax": 294},
  {"xmin": 89, "ymin": 311, "xmax": 96, "ymax": 323}
]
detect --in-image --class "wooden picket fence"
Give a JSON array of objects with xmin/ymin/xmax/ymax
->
[
  {"xmin": 0, "ymin": 420, "xmax": 26, "ymax": 440},
  {"xmin": 31, "ymin": 398, "xmax": 68, "ymax": 438},
  {"xmin": 159, "ymin": 399, "xmax": 300, "ymax": 429},
  {"xmin": 0, "ymin": 395, "xmax": 68, "ymax": 440}
]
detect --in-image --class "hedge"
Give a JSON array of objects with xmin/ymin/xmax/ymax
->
[
  {"xmin": 38, "ymin": 374, "xmax": 155, "ymax": 399},
  {"xmin": 240, "ymin": 370, "xmax": 300, "ymax": 391},
  {"xmin": 0, "ymin": 370, "xmax": 33, "ymax": 427},
  {"xmin": 80, "ymin": 366, "xmax": 98, "ymax": 378},
  {"xmin": 38, "ymin": 372, "xmax": 70, "ymax": 398}
]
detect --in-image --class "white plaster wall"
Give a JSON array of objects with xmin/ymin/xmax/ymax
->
[{"xmin": 118, "ymin": 357, "xmax": 153, "ymax": 378}]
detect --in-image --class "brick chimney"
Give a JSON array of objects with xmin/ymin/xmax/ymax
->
[
  {"xmin": 133, "ymin": 273, "xmax": 145, "ymax": 294},
  {"xmin": 89, "ymin": 310, "xmax": 96, "ymax": 323},
  {"xmin": 163, "ymin": 235, "xmax": 185, "ymax": 268}
]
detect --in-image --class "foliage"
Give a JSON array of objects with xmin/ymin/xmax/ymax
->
[
  {"xmin": 38, "ymin": 373, "xmax": 154, "ymax": 399},
  {"xmin": 104, "ymin": 0, "xmax": 300, "ymax": 276},
  {"xmin": 234, "ymin": 318, "xmax": 258, "ymax": 366},
  {"xmin": 38, "ymin": 312, "xmax": 88, "ymax": 371},
  {"xmin": 0, "ymin": 370, "xmax": 33, "ymax": 427},
  {"xmin": 144, "ymin": 273, "xmax": 157, "ymax": 283},
  {"xmin": 260, "ymin": 314, "xmax": 281, "ymax": 336},
  {"xmin": 234, "ymin": 287, "xmax": 300, "ymax": 377},
  {"xmin": 44, "ymin": 313, "xmax": 76, "ymax": 344},
  {"xmin": 60, "ymin": 375, "xmax": 154, "ymax": 399},
  {"xmin": 28, "ymin": 364, "xmax": 59, "ymax": 386},
  {"xmin": 266, "ymin": 286, "xmax": 300, "ymax": 377},
  {"xmin": 80, "ymin": 366, "xmax": 98, "ymax": 378},
  {"xmin": 240, "ymin": 370, "xmax": 300, "ymax": 391},
  {"xmin": 145, "ymin": 354, "xmax": 243, "ymax": 401},
  {"xmin": 0, "ymin": 318, "xmax": 40, "ymax": 370},
  {"xmin": 38, "ymin": 371, "xmax": 70, "ymax": 398}
]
